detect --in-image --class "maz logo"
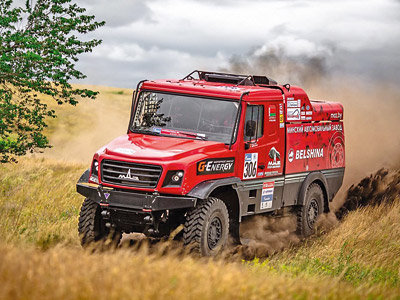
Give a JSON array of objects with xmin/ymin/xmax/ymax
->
[{"xmin": 118, "ymin": 169, "xmax": 139, "ymax": 181}]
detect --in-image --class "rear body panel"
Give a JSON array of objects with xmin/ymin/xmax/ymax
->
[{"xmin": 285, "ymin": 121, "xmax": 345, "ymax": 174}]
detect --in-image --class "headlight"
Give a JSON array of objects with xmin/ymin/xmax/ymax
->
[
  {"xmin": 89, "ymin": 160, "xmax": 99, "ymax": 184},
  {"xmin": 162, "ymin": 170, "xmax": 184, "ymax": 187}
]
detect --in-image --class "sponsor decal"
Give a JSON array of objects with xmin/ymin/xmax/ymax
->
[
  {"xmin": 306, "ymin": 105, "xmax": 310, "ymax": 110},
  {"xmin": 301, "ymin": 116, "xmax": 306, "ymax": 120},
  {"xmin": 330, "ymin": 112, "xmax": 343, "ymax": 119},
  {"xmin": 261, "ymin": 182, "xmax": 274, "ymax": 209},
  {"xmin": 287, "ymin": 97, "xmax": 294, "ymax": 101},
  {"xmin": 306, "ymin": 111, "xmax": 313, "ymax": 115},
  {"xmin": 287, "ymin": 108, "xmax": 301, "ymax": 121},
  {"xmin": 287, "ymin": 100, "xmax": 301, "ymax": 108},
  {"xmin": 279, "ymin": 123, "xmax": 284, "ymax": 128},
  {"xmin": 287, "ymin": 124, "xmax": 341, "ymax": 134},
  {"xmin": 331, "ymin": 142, "xmax": 345, "ymax": 168},
  {"xmin": 295, "ymin": 148, "xmax": 324, "ymax": 160},
  {"xmin": 268, "ymin": 147, "xmax": 281, "ymax": 169},
  {"xmin": 152, "ymin": 127, "xmax": 162, "ymax": 134},
  {"xmin": 264, "ymin": 170, "xmax": 279, "ymax": 176},
  {"xmin": 197, "ymin": 158, "xmax": 235, "ymax": 175},
  {"xmin": 118, "ymin": 169, "xmax": 140, "ymax": 181},
  {"xmin": 288, "ymin": 148, "xmax": 294, "ymax": 163},
  {"xmin": 257, "ymin": 172, "xmax": 264, "ymax": 177},
  {"xmin": 89, "ymin": 175, "xmax": 99, "ymax": 184},
  {"xmin": 104, "ymin": 192, "xmax": 110, "ymax": 200},
  {"xmin": 269, "ymin": 105, "xmax": 277, "ymax": 122},
  {"xmin": 279, "ymin": 103, "xmax": 284, "ymax": 125},
  {"xmin": 243, "ymin": 153, "xmax": 258, "ymax": 179},
  {"xmin": 332, "ymin": 124, "xmax": 343, "ymax": 131},
  {"xmin": 306, "ymin": 116, "xmax": 312, "ymax": 120}
]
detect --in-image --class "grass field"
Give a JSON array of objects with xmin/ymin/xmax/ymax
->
[
  {"xmin": 0, "ymin": 158, "xmax": 399, "ymax": 299},
  {"xmin": 1, "ymin": 82, "xmax": 400, "ymax": 299}
]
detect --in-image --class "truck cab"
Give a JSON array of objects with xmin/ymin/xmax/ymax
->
[{"xmin": 77, "ymin": 71, "xmax": 345, "ymax": 255}]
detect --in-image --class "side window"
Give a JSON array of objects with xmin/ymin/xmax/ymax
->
[{"xmin": 244, "ymin": 105, "xmax": 264, "ymax": 141}]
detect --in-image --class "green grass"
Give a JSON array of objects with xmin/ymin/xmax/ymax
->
[
  {"xmin": 0, "ymin": 158, "xmax": 85, "ymax": 248},
  {"xmin": 0, "ymin": 158, "xmax": 400, "ymax": 299}
]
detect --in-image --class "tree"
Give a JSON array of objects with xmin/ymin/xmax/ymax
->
[{"xmin": 0, "ymin": 0, "xmax": 105, "ymax": 163}]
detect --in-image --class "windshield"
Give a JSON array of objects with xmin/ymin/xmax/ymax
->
[{"xmin": 132, "ymin": 91, "xmax": 238, "ymax": 143}]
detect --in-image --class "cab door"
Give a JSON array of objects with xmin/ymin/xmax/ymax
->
[
  {"xmin": 263, "ymin": 100, "xmax": 285, "ymax": 177},
  {"xmin": 239, "ymin": 100, "xmax": 285, "ymax": 217},
  {"xmin": 242, "ymin": 102, "xmax": 267, "ymax": 181}
]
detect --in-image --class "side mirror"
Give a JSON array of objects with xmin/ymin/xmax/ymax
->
[{"xmin": 245, "ymin": 120, "xmax": 256, "ymax": 137}]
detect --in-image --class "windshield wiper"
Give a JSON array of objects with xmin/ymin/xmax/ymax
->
[
  {"xmin": 132, "ymin": 127, "xmax": 208, "ymax": 141},
  {"xmin": 174, "ymin": 130, "xmax": 208, "ymax": 140},
  {"xmin": 131, "ymin": 128, "xmax": 161, "ymax": 136}
]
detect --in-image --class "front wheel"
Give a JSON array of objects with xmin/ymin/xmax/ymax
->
[
  {"xmin": 183, "ymin": 197, "xmax": 229, "ymax": 256},
  {"xmin": 78, "ymin": 198, "xmax": 122, "ymax": 248},
  {"xmin": 296, "ymin": 183, "xmax": 324, "ymax": 237}
]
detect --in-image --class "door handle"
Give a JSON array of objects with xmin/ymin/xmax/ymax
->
[{"xmin": 258, "ymin": 164, "xmax": 265, "ymax": 170}]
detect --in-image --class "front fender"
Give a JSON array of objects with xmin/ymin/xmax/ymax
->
[{"xmin": 186, "ymin": 177, "xmax": 241, "ymax": 200}]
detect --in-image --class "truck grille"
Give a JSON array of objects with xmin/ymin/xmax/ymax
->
[{"xmin": 101, "ymin": 160, "xmax": 162, "ymax": 189}]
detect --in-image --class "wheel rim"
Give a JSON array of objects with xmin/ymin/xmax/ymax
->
[
  {"xmin": 307, "ymin": 199, "xmax": 319, "ymax": 228},
  {"xmin": 207, "ymin": 216, "xmax": 222, "ymax": 250}
]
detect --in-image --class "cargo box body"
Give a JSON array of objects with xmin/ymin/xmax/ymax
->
[{"xmin": 285, "ymin": 99, "xmax": 345, "ymax": 174}]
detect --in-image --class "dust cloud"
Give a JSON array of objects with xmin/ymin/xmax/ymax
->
[
  {"xmin": 38, "ymin": 86, "xmax": 133, "ymax": 164},
  {"xmin": 336, "ymin": 168, "xmax": 400, "ymax": 220},
  {"xmin": 223, "ymin": 49, "xmax": 327, "ymax": 87},
  {"xmin": 232, "ymin": 214, "xmax": 300, "ymax": 260}
]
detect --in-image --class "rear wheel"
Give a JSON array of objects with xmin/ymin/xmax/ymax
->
[
  {"xmin": 183, "ymin": 197, "xmax": 229, "ymax": 256},
  {"xmin": 296, "ymin": 183, "xmax": 324, "ymax": 237},
  {"xmin": 78, "ymin": 198, "xmax": 122, "ymax": 247}
]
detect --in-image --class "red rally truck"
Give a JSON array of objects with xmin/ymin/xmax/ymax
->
[{"xmin": 76, "ymin": 71, "xmax": 345, "ymax": 255}]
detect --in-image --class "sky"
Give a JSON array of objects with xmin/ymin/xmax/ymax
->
[{"xmin": 75, "ymin": 0, "xmax": 400, "ymax": 88}]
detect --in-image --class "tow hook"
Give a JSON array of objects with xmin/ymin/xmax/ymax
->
[
  {"xmin": 146, "ymin": 211, "xmax": 161, "ymax": 235},
  {"xmin": 144, "ymin": 215, "xmax": 153, "ymax": 223},
  {"xmin": 101, "ymin": 210, "xmax": 110, "ymax": 219}
]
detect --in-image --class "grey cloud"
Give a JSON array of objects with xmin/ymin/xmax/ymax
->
[
  {"xmin": 79, "ymin": 0, "xmax": 155, "ymax": 27},
  {"xmin": 71, "ymin": 0, "xmax": 400, "ymax": 89}
]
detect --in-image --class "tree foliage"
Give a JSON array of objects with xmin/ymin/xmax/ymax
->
[{"xmin": 0, "ymin": 0, "xmax": 104, "ymax": 162}]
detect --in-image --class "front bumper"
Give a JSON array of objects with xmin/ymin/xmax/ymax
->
[{"xmin": 76, "ymin": 183, "xmax": 197, "ymax": 211}]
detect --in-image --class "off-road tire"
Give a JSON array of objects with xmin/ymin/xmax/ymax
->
[
  {"xmin": 183, "ymin": 197, "xmax": 229, "ymax": 256},
  {"xmin": 78, "ymin": 198, "xmax": 121, "ymax": 247},
  {"xmin": 296, "ymin": 183, "xmax": 324, "ymax": 237}
]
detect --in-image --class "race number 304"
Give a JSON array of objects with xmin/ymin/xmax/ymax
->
[{"xmin": 243, "ymin": 153, "xmax": 258, "ymax": 179}]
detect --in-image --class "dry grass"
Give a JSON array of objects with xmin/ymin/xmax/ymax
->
[
  {"xmin": 38, "ymin": 84, "xmax": 133, "ymax": 163},
  {"xmin": 1, "ymin": 158, "xmax": 400, "ymax": 299},
  {"xmin": 0, "ymin": 158, "xmax": 85, "ymax": 248},
  {"xmin": 0, "ymin": 243, "xmax": 398, "ymax": 300},
  {"xmin": 1, "ymin": 82, "xmax": 400, "ymax": 299}
]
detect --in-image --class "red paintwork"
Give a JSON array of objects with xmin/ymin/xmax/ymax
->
[
  {"xmin": 285, "ymin": 122, "xmax": 345, "ymax": 174},
  {"xmin": 89, "ymin": 76, "xmax": 345, "ymax": 195}
]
